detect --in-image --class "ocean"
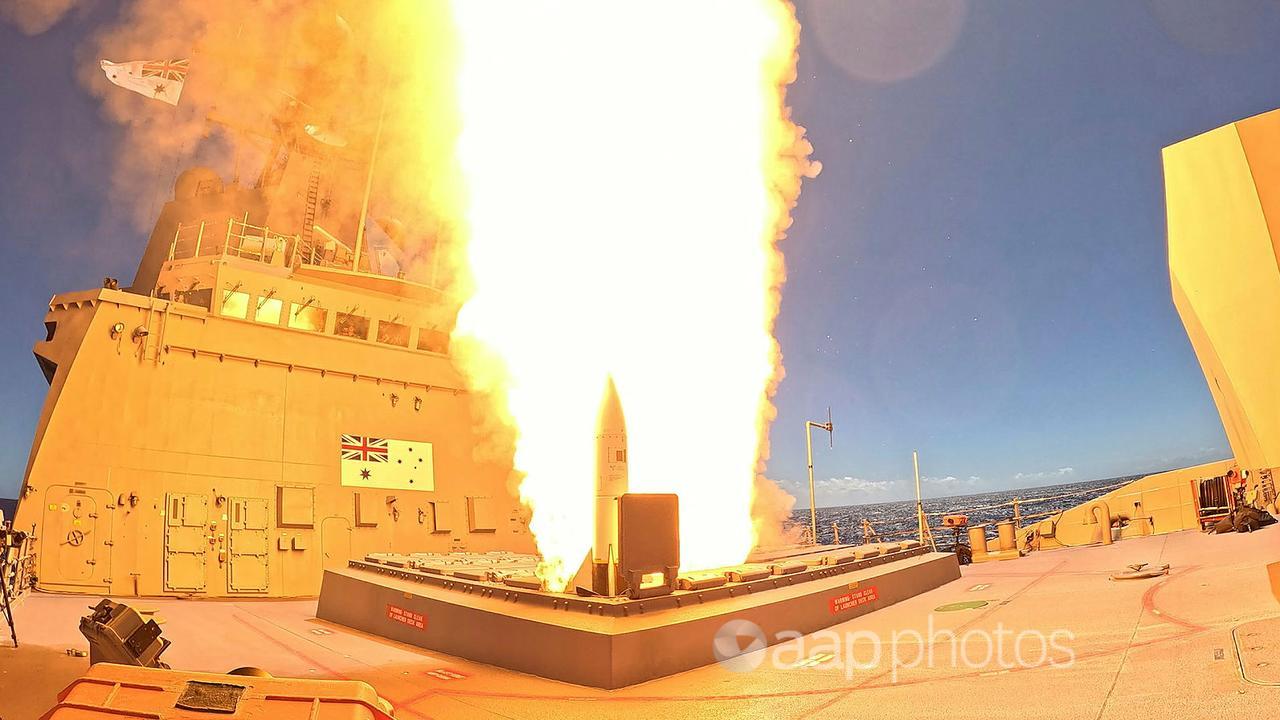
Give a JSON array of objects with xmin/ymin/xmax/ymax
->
[{"xmin": 790, "ymin": 475, "xmax": 1144, "ymax": 547}]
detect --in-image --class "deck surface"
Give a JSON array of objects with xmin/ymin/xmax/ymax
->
[{"xmin": 3, "ymin": 528, "xmax": 1278, "ymax": 719}]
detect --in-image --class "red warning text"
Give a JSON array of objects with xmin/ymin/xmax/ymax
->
[{"xmin": 829, "ymin": 586, "xmax": 879, "ymax": 614}]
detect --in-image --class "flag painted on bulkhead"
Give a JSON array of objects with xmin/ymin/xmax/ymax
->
[{"xmin": 340, "ymin": 434, "xmax": 434, "ymax": 491}]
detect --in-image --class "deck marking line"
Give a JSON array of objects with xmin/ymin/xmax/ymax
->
[{"xmin": 411, "ymin": 627, "xmax": 1217, "ymax": 707}]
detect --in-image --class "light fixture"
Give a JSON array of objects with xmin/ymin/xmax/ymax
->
[
  {"xmin": 132, "ymin": 326, "xmax": 149, "ymax": 341},
  {"xmin": 110, "ymin": 322, "xmax": 125, "ymax": 339}
]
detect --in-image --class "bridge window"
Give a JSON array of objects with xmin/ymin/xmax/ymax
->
[
  {"xmin": 288, "ymin": 303, "xmax": 326, "ymax": 332},
  {"xmin": 221, "ymin": 290, "xmax": 250, "ymax": 319},
  {"xmin": 175, "ymin": 288, "xmax": 212, "ymax": 310},
  {"xmin": 417, "ymin": 328, "xmax": 450, "ymax": 354},
  {"xmin": 334, "ymin": 312, "xmax": 369, "ymax": 340},
  {"xmin": 376, "ymin": 321, "xmax": 410, "ymax": 347},
  {"xmin": 255, "ymin": 297, "xmax": 283, "ymax": 324}
]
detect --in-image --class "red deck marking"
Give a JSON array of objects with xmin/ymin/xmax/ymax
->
[{"xmin": 1140, "ymin": 566, "xmax": 1206, "ymax": 631}]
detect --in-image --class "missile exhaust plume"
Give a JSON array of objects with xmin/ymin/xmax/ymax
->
[{"xmin": 447, "ymin": 1, "xmax": 817, "ymax": 591}]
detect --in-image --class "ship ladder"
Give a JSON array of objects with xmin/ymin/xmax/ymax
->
[{"xmin": 300, "ymin": 161, "xmax": 322, "ymax": 262}]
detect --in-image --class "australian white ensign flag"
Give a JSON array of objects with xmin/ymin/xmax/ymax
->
[
  {"xmin": 339, "ymin": 434, "xmax": 434, "ymax": 491},
  {"xmin": 100, "ymin": 58, "xmax": 188, "ymax": 106}
]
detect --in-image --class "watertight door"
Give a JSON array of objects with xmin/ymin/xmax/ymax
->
[
  {"xmin": 321, "ymin": 516, "xmax": 352, "ymax": 571},
  {"xmin": 164, "ymin": 493, "xmax": 208, "ymax": 592},
  {"xmin": 41, "ymin": 486, "xmax": 110, "ymax": 587},
  {"xmin": 228, "ymin": 497, "xmax": 270, "ymax": 592}
]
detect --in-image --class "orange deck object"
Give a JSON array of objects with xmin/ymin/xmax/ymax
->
[{"xmin": 41, "ymin": 663, "xmax": 396, "ymax": 720}]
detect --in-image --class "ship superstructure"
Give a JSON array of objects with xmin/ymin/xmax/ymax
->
[{"xmin": 12, "ymin": 155, "xmax": 533, "ymax": 597}]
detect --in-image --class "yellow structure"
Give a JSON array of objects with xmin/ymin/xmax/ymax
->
[
  {"xmin": 1024, "ymin": 460, "xmax": 1234, "ymax": 549},
  {"xmin": 1022, "ymin": 110, "xmax": 1280, "ymax": 548},
  {"xmin": 1164, "ymin": 109, "xmax": 1280, "ymax": 494}
]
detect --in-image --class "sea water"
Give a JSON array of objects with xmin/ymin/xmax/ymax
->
[{"xmin": 792, "ymin": 475, "xmax": 1143, "ymax": 546}]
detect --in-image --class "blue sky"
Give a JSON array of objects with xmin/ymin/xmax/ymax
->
[{"xmin": 0, "ymin": 2, "xmax": 1275, "ymax": 505}]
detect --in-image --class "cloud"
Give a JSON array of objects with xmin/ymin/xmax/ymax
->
[
  {"xmin": 923, "ymin": 475, "xmax": 978, "ymax": 489},
  {"xmin": 1014, "ymin": 467, "xmax": 1076, "ymax": 481},
  {"xmin": 819, "ymin": 476, "xmax": 893, "ymax": 494},
  {"xmin": 779, "ymin": 474, "xmax": 900, "ymax": 506}
]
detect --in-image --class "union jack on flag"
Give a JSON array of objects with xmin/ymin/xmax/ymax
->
[
  {"xmin": 141, "ymin": 59, "xmax": 188, "ymax": 82},
  {"xmin": 341, "ymin": 434, "xmax": 389, "ymax": 462}
]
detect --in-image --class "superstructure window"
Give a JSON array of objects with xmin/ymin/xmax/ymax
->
[
  {"xmin": 289, "ymin": 303, "xmax": 327, "ymax": 332},
  {"xmin": 175, "ymin": 288, "xmax": 212, "ymax": 310},
  {"xmin": 221, "ymin": 290, "xmax": 250, "ymax": 319},
  {"xmin": 417, "ymin": 328, "xmax": 450, "ymax": 354},
  {"xmin": 376, "ymin": 321, "xmax": 410, "ymax": 347},
  {"xmin": 334, "ymin": 312, "xmax": 369, "ymax": 339},
  {"xmin": 255, "ymin": 297, "xmax": 283, "ymax": 324}
]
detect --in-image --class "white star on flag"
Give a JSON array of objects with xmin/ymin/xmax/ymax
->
[{"xmin": 339, "ymin": 434, "xmax": 435, "ymax": 491}]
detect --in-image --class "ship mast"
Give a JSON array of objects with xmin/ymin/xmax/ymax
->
[{"xmin": 352, "ymin": 91, "xmax": 387, "ymax": 273}]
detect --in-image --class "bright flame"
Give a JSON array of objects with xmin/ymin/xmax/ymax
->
[{"xmin": 447, "ymin": 1, "xmax": 815, "ymax": 591}]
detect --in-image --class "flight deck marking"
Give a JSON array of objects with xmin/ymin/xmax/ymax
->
[
  {"xmin": 934, "ymin": 600, "xmax": 989, "ymax": 612},
  {"xmin": 968, "ymin": 583, "xmax": 990, "ymax": 592},
  {"xmin": 425, "ymin": 668, "xmax": 468, "ymax": 681},
  {"xmin": 791, "ymin": 652, "xmax": 836, "ymax": 669}
]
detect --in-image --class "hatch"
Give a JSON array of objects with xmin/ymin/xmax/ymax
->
[
  {"xmin": 163, "ymin": 493, "xmax": 208, "ymax": 592},
  {"xmin": 227, "ymin": 497, "xmax": 270, "ymax": 593}
]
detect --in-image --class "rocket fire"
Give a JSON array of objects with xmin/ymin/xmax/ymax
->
[{"xmin": 447, "ymin": 2, "xmax": 817, "ymax": 591}]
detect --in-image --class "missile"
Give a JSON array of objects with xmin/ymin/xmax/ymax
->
[{"xmin": 592, "ymin": 376, "xmax": 629, "ymax": 596}]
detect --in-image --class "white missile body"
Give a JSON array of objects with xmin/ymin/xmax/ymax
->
[{"xmin": 593, "ymin": 377, "xmax": 628, "ymax": 595}]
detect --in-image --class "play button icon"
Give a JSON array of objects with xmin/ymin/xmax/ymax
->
[{"xmin": 712, "ymin": 619, "xmax": 768, "ymax": 672}]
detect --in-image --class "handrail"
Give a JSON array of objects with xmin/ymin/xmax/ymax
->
[
  {"xmin": 168, "ymin": 217, "xmax": 398, "ymax": 277},
  {"xmin": 169, "ymin": 217, "xmax": 297, "ymax": 267}
]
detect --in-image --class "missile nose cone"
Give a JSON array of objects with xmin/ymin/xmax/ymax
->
[{"xmin": 597, "ymin": 375, "xmax": 626, "ymax": 436}]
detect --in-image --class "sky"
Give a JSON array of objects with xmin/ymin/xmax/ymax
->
[{"xmin": 0, "ymin": 1, "xmax": 1275, "ymax": 505}]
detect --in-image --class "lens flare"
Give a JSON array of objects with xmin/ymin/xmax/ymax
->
[{"xmin": 447, "ymin": 1, "xmax": 816, "ymax": 591}]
